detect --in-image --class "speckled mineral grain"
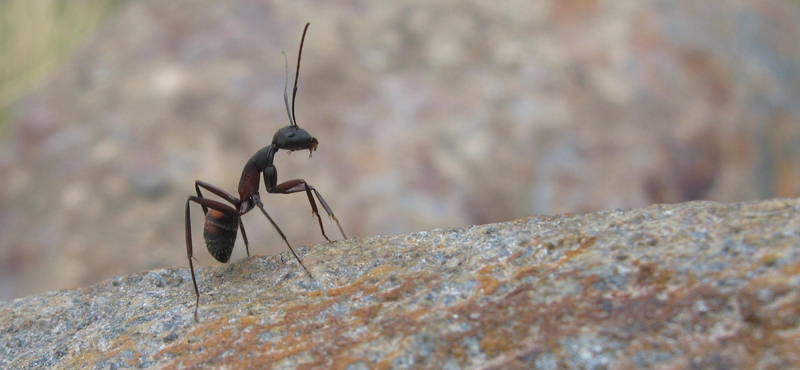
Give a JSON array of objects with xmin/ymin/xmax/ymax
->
[{"xmin": 2, "ymin": 199, "xmax": 800, "ymax": 369}]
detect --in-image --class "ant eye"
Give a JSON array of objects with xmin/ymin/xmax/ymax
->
[{"xmin": 286, "ymin": 131, "xmax": 295, "ymax": 138}]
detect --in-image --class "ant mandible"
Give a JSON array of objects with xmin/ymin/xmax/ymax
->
[{"xmin": 184, "ymin": 23, "xmax": 346, "ymax": 320}]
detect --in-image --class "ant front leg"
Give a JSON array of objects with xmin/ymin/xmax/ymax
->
[
  {"xmin": 185, "ymin": 195, "xmax": 240, "ymax": 321},
  {"xmin": 268, "ymin": 179, "xmax": 347, "ymax": 240}
]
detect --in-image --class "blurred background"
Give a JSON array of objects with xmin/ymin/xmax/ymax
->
[{"xmin": 1, "ymin": 0, "xmax": 799, "ymax": 300}]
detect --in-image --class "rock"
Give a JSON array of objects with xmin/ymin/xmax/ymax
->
[{"xmin": 1, "ymin": 198, "xmax": 799, "ymax": 369}]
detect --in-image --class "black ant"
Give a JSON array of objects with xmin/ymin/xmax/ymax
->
[{"xmin": 184, "ymin": 23, "xmax": 346, "ymax": 320}]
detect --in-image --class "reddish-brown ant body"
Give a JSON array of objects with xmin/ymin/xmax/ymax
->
[{"xmin": 184, "ymin": 23, "xmax": 346, "ymax": 320}]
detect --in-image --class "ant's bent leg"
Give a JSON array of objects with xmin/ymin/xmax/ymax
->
[
  {"xmin": 185, "ymin": 196, "xmax": 240, "ymax": 321},
  {"xmin": 269, "ymin": 179, "xmax": 328, "ymax": 241},
  {"xmin": 269, "ymin": 179, "xmax": 346, "ymax": 240},
  {"xmin": 195, "ymin": 180, "xmax": 241, "ymax": 215},
  {"xmin": 310, "ymin": 188, "xmax": 347, "ymax": 239}
]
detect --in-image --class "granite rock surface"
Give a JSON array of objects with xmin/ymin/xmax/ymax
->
[{"xmin": 2, "ymin": 198, "xmax": 800, "ymax": 369}]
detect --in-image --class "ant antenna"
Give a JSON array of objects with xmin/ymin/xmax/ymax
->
[
  {"xmin": 282, "ymin": 52, "xmax": 294, "ymax": 126},
  {"xmin": 291, "ymin": 22, "xmax": 310, "ymax": 128}
]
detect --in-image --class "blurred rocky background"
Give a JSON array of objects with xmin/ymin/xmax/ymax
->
[{"xmin": 0, "ymin": 0, "xmax": 799, "ymax": 300}]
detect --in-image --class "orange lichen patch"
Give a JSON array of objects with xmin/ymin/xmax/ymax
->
[
  {"xmin": 632, "ymin": 260, "xmax": 675, "ymax": 290},
  {"xmin": 284, "ymin": 299, "xmax": 337, "ymax": 322},
  {"xmin": 506, "ymin": 250, "xmax": 526, "ymax": 263},
  {"xmin": 475, "ymin": 274, "xmax": 503, "ymax": 296},
  {"xmin": 238, "ymin": 315, "xmax": 258, "ymax": 326},
  {"xmin": 326, "ymin": 278, "xmax": 374, "ymax": 298},
  {"xmin": 326, "ymin": 266, "xmax": 401, "ymax": 298},
  {"xmin": 781, "ymin": 260, "xmax": 800, "ymax": 276},
  {"xmin": 374, "ymin": 355, "xmax": 395, "ymax": 370},
  {"xmin": 407, "ymin": 307, "xmax": 433, "ymax": 321},
  {"xmin": 376, "ymin": 279, "xmax": 417, "ymax": 301},
  {"xmin": 352, "ymin": 304, "xmax": 382, "ymax": 322},
  {"xmin": 479, "ymin": 328, "xmax": 515, "ymax": 357},
  {"xmin": 547, "ymin": 235, "xmax": 597, "ymax": 269},
  {"xmin": 445, "ymin": 334, "xmax": 469, "ymax": 363},
  {"xmin": 577, "ymin": 235, "xmax": 597, "ymax": 251},
  {"xmin": 512, "ymin": 264, "xmax": 540, "ymax": 278},
  {"xmin": 477, "ymin": 263, "xmax": 501, "ymax": 274},
  {"xmin": 65, "ymin": 337, "xmax": 141, "ymax": 369},
  {"xmin": 368, "ymin": 265, "xmax": 402, "ymax": 277},
  {"xmin": 325, "ymin": 356, "xmax": 372, "ymax": 370},
  {"xmin": 581, "ymin": 274, "xmax": 601, "ymax": 291},
  {"xmin": 755, "ymin": 250, "xmax": 792, "ymax": 270}
]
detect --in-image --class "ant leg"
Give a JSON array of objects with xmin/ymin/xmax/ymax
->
[
  {"xmin": 269, "ymin": 179, "xmax": 328, "ymax": 241},
  {"xmin": 252, "ymin": 195, "xmax": 313, "ymax": 279},
  {"xmin": 195, "ymin": 180, "xmax": 241, "ymax": 215},
  {"xmin": 185, "ymin": 195, "xmax": 240, "ymax": 321},
  {"xmin": 310, "ymin": 188, "xmax": 347, "ymax": 240},
  {"xmin": 184, "ymin": 199, "xmax": 200, "ymax": 321},
  {"xmin": 239, "ymin": 219, "xmax": 250, "ymax": 257},
  {"xmin": 269, "ymin": 179, "xmax": 347, "ymax": 240}
]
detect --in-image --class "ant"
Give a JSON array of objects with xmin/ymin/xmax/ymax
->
[{"xmin": 184, "ymin": 23, "xmax": 346, "ymax": 320}]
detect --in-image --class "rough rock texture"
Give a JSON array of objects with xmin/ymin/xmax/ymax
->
[
  {"xmin": 2, "ymin": 0, "xmax": 800, "ymax": 300},
  {"xmin": 2, "ymin": 198, "xmax": 800, "ymax": 369}
]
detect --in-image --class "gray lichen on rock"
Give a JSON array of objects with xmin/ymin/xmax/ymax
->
[{"xmin": 2, "ymin": 199, "xmax": 800, "ymax": 369}]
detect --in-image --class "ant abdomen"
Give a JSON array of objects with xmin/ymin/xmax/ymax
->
[{"xmin": 203, "ymin": 209, "xmax": 238, "ymax": 263}]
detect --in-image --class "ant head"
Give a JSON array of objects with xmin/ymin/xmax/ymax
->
[{"xmin": 273, "ymin": 125, "xmax": 318, "ymax": 153}]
